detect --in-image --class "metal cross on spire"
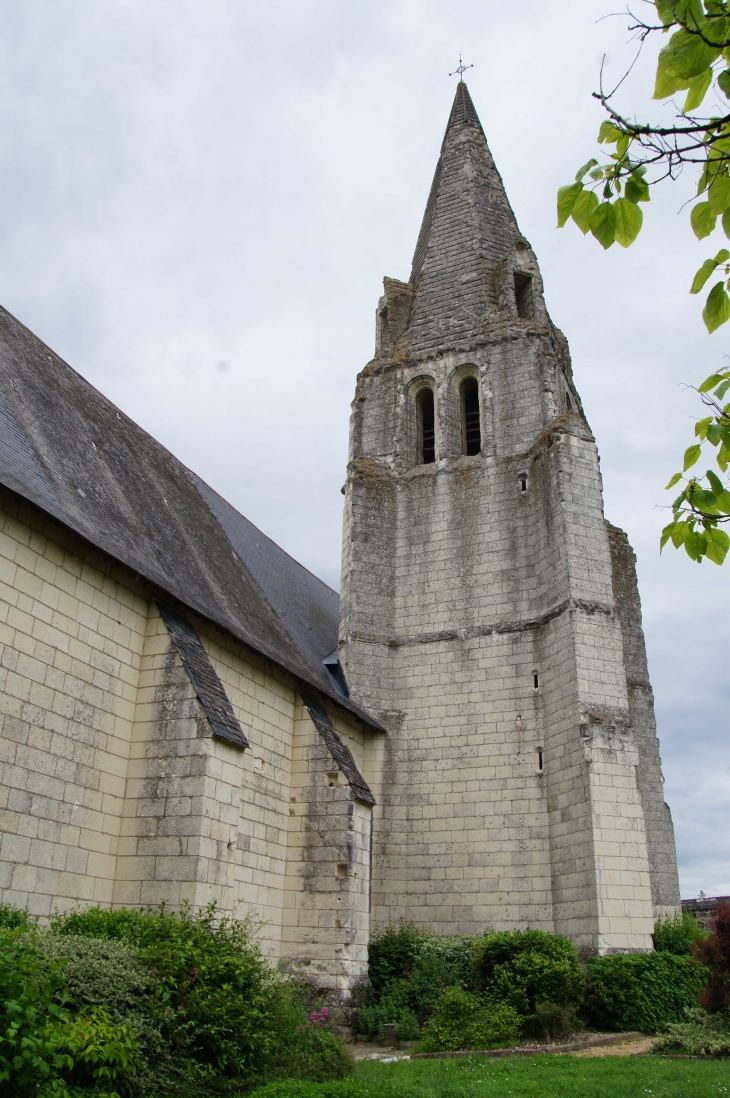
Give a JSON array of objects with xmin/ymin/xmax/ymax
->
[{"xmin": 449, "ymin": 54, "xmax": 473, "ymax": 81}]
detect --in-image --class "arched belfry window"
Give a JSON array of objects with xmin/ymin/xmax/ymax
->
[
  {"xmin": 416, "ymin": 388, "xmax": 435, "ymax": 465},
  {"xmin": 460, "ymin": 378, "xmax": 481, "ymax": 456}
]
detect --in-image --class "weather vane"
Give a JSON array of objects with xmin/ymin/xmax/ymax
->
[{"xmin": 449, "ymin": 54, "xmax": 473, "ymax": 81}]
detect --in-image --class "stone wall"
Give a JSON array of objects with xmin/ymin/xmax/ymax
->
[{"xmin": 0, "ymin": 487, "xmax": 375, "ymax": 985}]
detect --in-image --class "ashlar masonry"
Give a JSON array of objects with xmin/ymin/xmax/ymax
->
[{"xmin": 0, "ymin": 81, "xmax": 679, "ymax": 1013}]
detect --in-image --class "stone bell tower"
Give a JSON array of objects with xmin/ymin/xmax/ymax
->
[{"xmin": 339, "ymin": 82, "xmax": 680, "ymax": 954}]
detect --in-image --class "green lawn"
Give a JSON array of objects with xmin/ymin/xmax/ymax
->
[{"xmin": 350, "ymin": 1053, "xmax": 730, "ymax": 1098}]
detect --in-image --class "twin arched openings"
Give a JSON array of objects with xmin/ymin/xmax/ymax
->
[{"xmin": 415, "ymin": 373, "xmax": 482, "ymax": 466}]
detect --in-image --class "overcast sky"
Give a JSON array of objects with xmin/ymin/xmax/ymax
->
[{"xmin": 0, "ymin": 0, "xmax": 727, "ymax": 901}]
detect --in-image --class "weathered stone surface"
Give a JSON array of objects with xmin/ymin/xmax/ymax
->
[{"xmin": 339, "ymin": 82, "xmax": 678, "ymax": 953}]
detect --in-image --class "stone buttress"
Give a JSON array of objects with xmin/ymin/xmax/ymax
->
[{"xmin": 338, "ymin": 82, "xmax": 680, "ymax": 953}]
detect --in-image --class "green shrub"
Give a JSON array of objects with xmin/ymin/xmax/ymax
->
[
  {"xmin": 653, "ymin": 1007, "xmax": 730, "ymax": 1056},
  {"xmin": 54, "ymin": 1005, "xmax": 140, "ymax": 1095},
  {"xmin": 0, "ymin": 927, "xmax": 73, "ymax": 1097},
  {"xmin": 367, "ymin": 922, "xmax": 434, "ymax": 999},
  {"xmin": 417, "ymin": 987, "xmax": 520, "ymax": 1052},
  {"xmin": 249, "ymin": 1083, "xmax": 359, "ymax": 1098},
  {"xmin": 0, "ymin": 902, "xmax": 32, "ymax": 930},
  {"xmin": 358, "ymin": 988, "xmax": 420, "ymax": 1042},
  {"xmin": 653, "ymin": 911, "xmax": 707, "ymax": 955},
  {"xmin": 584, "ymin": 951, "xmax": 708, "ymax": 1034},
  {"xmin": 46, "ymin": 902, "xmax": 354, "ymax": 1089},
  {"xmin": 534, "ymin": 999, "xmax": 583, "ymax": 1040},
  {"xmin": 472, "ymin": 929, "xmax": 585, "ymax": 1021}
]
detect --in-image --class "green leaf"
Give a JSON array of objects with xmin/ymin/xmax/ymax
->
[
  {"xmin": 625, "ymin": 174, "xmax": 650, "ymax": 203},
  {"xmin": 656, "ymin": 0, "xmax": 676, "ymax": 26},
  {"xmin": 557, "ymin": 182, "xmax": 583, "ymax": 228},
  {"xmin": 691, "ymin": 259, "xmax": 720, "ymax": 293},
  {"xmin": 598, "ymin": 121, "xmax": 622, "ymax": 144},
  {"xmin": 685, "ymin": 528, "xmax": 708, "ymax": 560},
  {"xmin": 717, "ymin": 379, "xmax": 730, "ymax": 399},
  {"xmin": 662, "ymin": 28, "xmax": 720, "ymax": 82},
  {"xmin": 705, "ymin": 525, "xmax": 730, "ymax": 564},
  {"xmin": 709, "ymin": 174, "xmax": 730, "ymax": 215},
  {"xmin": 684, "ymin": 443, "xmax": 702, "ymax": 470},
  {"xmin": 703, "ymin": 280, "xmax": 730, "ymax": 331},
  {"xmin": 719, "ymin": 70, "xmax": 730, "ymax": 100},
  {"xmin": 588, "ymin": 201, "xmax": 617, "ymax": 249},
  {"xmin": 570, "ymin": 189, "xmax": 599, "ymax": 234},
  {"xmin": 660, "ymin": 523, "xmax": 674, "ymax": 551},
  {"xmin": 613, "ymin": 198, "xmax": 643, "ymax": 247},
  {"xmin": 671, "ymin": 521, "xmax": 691, "ymax": 547},
  {"xmin": 666, "ymin": 472, "xmax": 683, "ymax": 489},
  {"xmin": 575, "ymin": 158, "xmax": 599, "ymax": 182},
  {"xmin": 691, "ymin": 201, "xmax": 718, "ymax": 239},
  {"xmin": 722, "ymin": 208, "xmax": 730, "ymax": 239},
  {"xmin": 695, "ymin": 416, "xmax": 713, "ymax": 438},
  {"xmin": 699, "ymin": 372, "xmax": 725, "ymax": 391},
  {"xmin": 685, "ymin": 67, "xmax": 713, "ymax": 111},
  {"xmin": 707, "ymin": 468, "xmax": 726, "ymax": 495}
]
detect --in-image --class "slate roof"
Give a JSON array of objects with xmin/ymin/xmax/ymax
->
[
  {"xmin": 0, "ymin": 303, "xmax": 382, "ymax": 731},
  {"xmin": 405, "ymin": 81, "xmax": 522, "ymax": 356}
]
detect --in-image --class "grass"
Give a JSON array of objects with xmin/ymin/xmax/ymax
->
[{"xmin": 349, "ymin": 1053, "xmax": 730, "ymax": 1097}]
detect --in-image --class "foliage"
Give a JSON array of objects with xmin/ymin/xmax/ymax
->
[
  {"xmin": 249, "ymin": 1083, "xmax": 359, "ymax": 1098},
  {"xmin": 472, "ymin": 930, "xmax": 585, "ymax": 1023},
  {"xmin": 654, "ymin": 1005, "xmax": 730, "ymax": 1055},
  {"xmin": 653, "ymin": 909, "xmax": 708, "ymax": 954},
  {"xmin": 556, "ymin": 1, "xmax": 730, "ymax": 564},
  {"xmin": 54, "ymin": 1006, "xmax": 140, "ymax": 1095},
  {"xmin": 367, "ymin": 922, "xmax": 435, "ymax": 1000},
  {"xmin": 694, "ymin": 902, "xmax": 730, "ymax": 1011},
  {"xmin": 417, "ymin": 988, "xmax": 520, "ymax": 1052},
  {"xmin": 362, "ymin": 924, "xmax": 481, "ymax": 1039},
  {"xmin": 584, "ymin": 951, "xmax": 708, "ymax": 1033},
  {"xmin": 0, "ymin": 927, "xmax": 72, "ymax": 1098},
  {"xmin": 533, "ymin": 999, "xmax": 583, "ymax": 1041},
  {"xmin": 51, "ymin": 903, "xmax": 293, "ymax": 1082},
  {"xmin": 0, "ymin": 902, "xmax": 33, "ymax": 929},
  {"xmin": 357, "ymin": 982, "xmax": 420, "ymax": 1043}
]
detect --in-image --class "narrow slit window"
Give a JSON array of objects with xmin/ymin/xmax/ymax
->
[
  {"xmin": 514, "ymin": 273, "xmax": 534, "ymax": 319},
  {"xmin": 565, "ymin": 391, "xmax": 573, "ymax": 411},
  {"xmin": 519, "ymin": 474, "xmax": 528, "ymax": 492},
  {"xmin": 460, "ymin": 377, "xmax": 481, "ymax": 456},
  {"xmin": 537, "ymin": 749, "xmax": 544, "ymax": 772},
  {"xmin": 533, "ymin": 671, "xmax": 539, "ymax": 689},
  {"xmin": 416, "ymin": 388, "xmax": 436, "ymax": 465}
]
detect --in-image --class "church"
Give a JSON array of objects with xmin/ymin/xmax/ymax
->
[{"xmin": 0, "ymin": 82, "xmax": 680, "ymax": 1008}]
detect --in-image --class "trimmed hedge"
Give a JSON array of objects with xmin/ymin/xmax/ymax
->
[{"xmin": 584, "ymin": 951, "xmax": 708, "ymax": 1034}]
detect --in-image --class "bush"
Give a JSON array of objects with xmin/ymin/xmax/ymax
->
[
  {"xmin": 653, "ymin": 1007, "xmax": 730, "ymax": 1056},
  {"xmin": 357, "ymin": 980, "xmax": 420, "ymax": 1042},
  {"xmin": 367, "ymin": 922, "xmax": 434, "ymax": 1000},
  {"xmin": 695, "ymin": 903, "xmax": 730, "ymax": 1013},
  {"xmin": 653, "ymin": 911, "xmax": 707, "ymax": 955},
  {"xmin": 417, "ymin": 987, "xmax": 520, "ymax": 1052},
  {"xmin": 45, "ymin": 901, "xmax": 354, "ymax": 1090},
  {"xmin": 0, "ymin": 927, "xmax": 71, "ymax": 1098},
  {"xmin": 0, "ymin": 902, "xmax": 32, "ymax": 930},
  {"xmin": 534, "ymin": 999, "xmax": 583, "ymax": 1040},
  {"xmin": 584, "ymin": 951, "xmax": 708, "ymax": 1034},
  {"xmin": 249, "ymin": 1083, "xmax": 359, "ymax": 1098},
  {"xmin": 472, "ymin": 930, "xmax": 585, "ymax": 1022},
  {"xmin": 54, "ymin": 1005, "xmax": 140, "ymax": 1095}
]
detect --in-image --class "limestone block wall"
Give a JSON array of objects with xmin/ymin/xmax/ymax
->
[
  {"xmin": 281, "ymin": 703, "xmax": 373, "ymax": 998},
  {"xmin": 0, "ymin": 488, "xmax": 148, "ymax": 915},
  {"xmin": 0, "ymin": 488, "xmax": 376, "ymax": 983},
  {"xmin": 341, "ymin": 298, "xmax": 672, "ymax": 951}
]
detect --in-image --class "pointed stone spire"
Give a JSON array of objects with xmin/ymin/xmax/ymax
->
[{"xmin": 404, "ymin": 82, "xmax": 522, "ymax": 355}]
